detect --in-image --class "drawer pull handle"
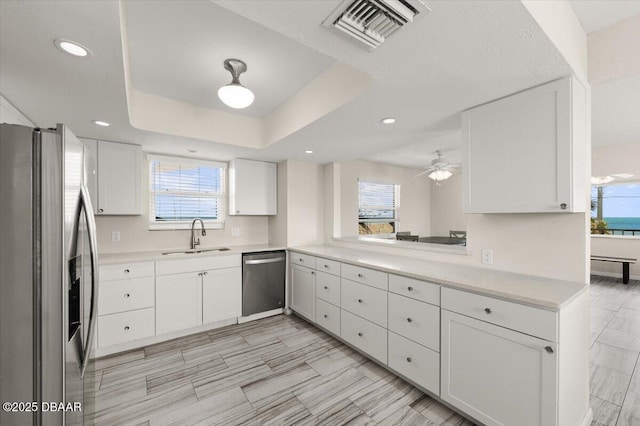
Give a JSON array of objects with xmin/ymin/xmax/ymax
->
[
  {"xmin": 406, "ymin": 357, "xmax": 412, "ymax": 363},
  {"xmin": 484, "ymin": 308, "xmax": 492, "ymax": 314},
  {"xmin": 324, "ymin": 286, "xmax": 328, "ymax": 290},
  {"xmin": 357, "ymin": 273, "xmax": 364, "ymax": 278},
  {"xmin": 358, "ymin": 332, "xmax": 363, "ymax": 337},
  {"xmin": 407, "ymin": 317, "xmax": 413, "ymax": 323},
  {"xmin": 323, "ymin": 314, "xmax": 328, "ymax": 319},
  {"xmin": 545, "ymin": 346, "xmax": 554, "ymax": 354},
  {"xmin": 358, "ymin": 299, "xmax": 363, "ymax": 303},
  {"xmin": 124, "ymin": 293, "xmax": 130, "ymax": 298},
  {"xmin": 124, "ymin": 326, "xmax": 130, "ymax": 331},
  {"xmin": 407, "ymin": 286, "xmax": 413, "ymax": 291},
  {"xmin": 124, "ymin": 269, "xmax": 130, "ymax": 274}
]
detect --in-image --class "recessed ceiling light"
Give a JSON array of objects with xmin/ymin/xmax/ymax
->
[
  {"xmin": 92, "ymin": 120, "xmax": 110, "ymax": 127},
  {"xmin": 304, "ymin": 150, "xmax": 314, "ymax": 154},
  {"xmin": 381, "ymin": 117, "xmax": 396, "ymax": 124},
  {"xmin": 54, "ymin": 39, "xmax": 91, "ymax": 57}
]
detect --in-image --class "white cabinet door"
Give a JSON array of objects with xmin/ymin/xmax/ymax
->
[
  {"xmin": 290, "ymin": 264, "xmax": 315, "ymax": 321},
  {"xmin": 156, "ymin": 272, "xmax": 203, "ymax": 335},
  {"xmin": 462, "ymin": 76, "xmax": 586, "ymax": 213},
  {"xmin": 202, "ymin": 267, "xmax": 241, "ymax": 324},
  {"xmin": 97, "ymin": 140, "xmax": 142, "ymax": 215},
  {"xmin": 441, "ymin": 310, "xmax": 558, "ymax": 426},
  {"xmin": 228, "ymin": 158, "xmax": 277, "ymax": 215}
]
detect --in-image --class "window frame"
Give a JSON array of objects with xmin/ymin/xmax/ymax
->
[
  {"xmin": 590, "ymin": 180, "xmax": 640, "ymax": 238},
  {"xmin": 357, "ymin": 179, "xmax": 400, "ymax": 237},
  {"xmin": 148, "ymin": 154, "xmax": 227, "ymax": 230}
]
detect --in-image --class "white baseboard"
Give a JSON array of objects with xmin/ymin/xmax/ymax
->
[
  {"xmin": 591, "ymin": 270, "xmax": 640, "ymax": 281},
  {"xmin": 238, "ymin": 308, "xmax": 283, "ymax": 324}
]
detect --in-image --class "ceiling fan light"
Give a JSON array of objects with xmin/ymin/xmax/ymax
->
[
  {"xmin": 217, "ymin": 84, "xmax": 254, "ymax": 109},
  {"xmin": 428, "ymin": 169, "xmax": 452, "ymax": 181},
  {"xmin": 591, "ymin": 175, "xmax": 614, "ymax": 185}
]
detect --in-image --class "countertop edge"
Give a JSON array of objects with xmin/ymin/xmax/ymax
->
[{"xmin": 99, "ymin": 245, "xmax": 286, "ymax": 265}]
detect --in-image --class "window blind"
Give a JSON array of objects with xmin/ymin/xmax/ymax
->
[
  {"xmin": 148, "ymin": 155, "xmax": 226, "ymax": 228},
  {"xmin": 358, "ymin": 180, "xmax": 399, "ymax": 222}
]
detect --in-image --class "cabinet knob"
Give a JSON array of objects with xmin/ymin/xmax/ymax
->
[
  {"xmin": 203, "ymin": 271, "xmax": 208, "ymax": 275},
  {"xmin": 124, "ymin": 269, "xmax": 130, "ymax": 274},
  {"xmin": 357, "ymin": 273, "xmax": 364, "ymax": 278},
  {"xmin": 545, "ymin": 346, "xmax": 554, "ymax": 354},
  {"xmin": 324, "ymin": 286, "xmax": 328, "ymax": 290},
  {"xmin": 299, "ymin": 258, "xmax": 303, "ymax": 262},
  {"xmin": 484, "ymin": 308, "xmax": 491, "ymax": 314},
  {"xmin": 124, "ymin": 293, "xmax": 130, "ymax": 298},
  {"xmin": 311, "ymin": 271, "xmax": 315, "ymax": 275},
  {"xmin": 324, "ymin": 264, "xmax": 329, "ymax": 269},
  {"xmin": 98, "ymin": 209, "xmax": 103, "ymax": 213},
  {"xmin": 407, "ymin": 286, "xmax": 413, "ymax": 291},
  {"xmin": 198, "ymin": 272, "xmax": 203, "ymax": 276},
  {"xmin": 358, "ymin": 332, "xmax": 363, "ymax": 337},
  {"xmin": 560, "ymin": 203, "xmax": 567, "ymax": 210},
  {"xmin": 407, "ymin": 317, "xmax": 413, "ymax": 323},
  {"xmin": 406, "ymin": 357, "xmax": 412, "ymax": 363},
  {"xmin": 124, "ymin": 326, "xmax": 130, "ymax": 331},
  {"xmin": 358, "ymin": 299, "xmax": 363, "ymax": 303},
  {"xmin": 323, "ymin": 314, "xmax": 328, "ymax": 319},
  {"xmin": 236, "ymin": 210, "xmax": 240, "ymax": 214}
]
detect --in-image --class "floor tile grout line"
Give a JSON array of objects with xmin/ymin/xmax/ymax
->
[{"xmin": 614, "ymin": 347, "xmax": 640, "ymax": 426}]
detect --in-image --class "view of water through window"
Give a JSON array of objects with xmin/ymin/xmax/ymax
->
[{"xmin": 591, "ymin": 182, "xmax": 640, "ymax": 235}]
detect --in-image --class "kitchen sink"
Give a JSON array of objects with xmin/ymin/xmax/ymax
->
[{"xmin": 161, "ymin": 247, "xmax": 231, "ymax": 256}]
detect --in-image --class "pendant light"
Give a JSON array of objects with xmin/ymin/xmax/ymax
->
[{"xmin": 217, "ymin": 58, "xmax": 254, "ymax": 109}]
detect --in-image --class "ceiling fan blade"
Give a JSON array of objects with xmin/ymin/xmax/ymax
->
[{"xmin": 414, "ymin": 169, "xmax": 432, "ymax": 178}]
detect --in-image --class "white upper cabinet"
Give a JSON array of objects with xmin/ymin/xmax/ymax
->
[
  {"xmin": 97, "ymin": 140, "xmax": 143, "ymax": 215},
  {"xmin": 462, "ymin": 76, "xmax": 587, "ymax": 213},
  {"xmin": 228, "ymin": 158, "xmax": 277, "ymax": 216}
]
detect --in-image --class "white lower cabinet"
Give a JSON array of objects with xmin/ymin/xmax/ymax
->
[
  {"xmin": 315, "ymin": 298, "xmax": 340, "ymax": 336},
  {"xmin": 388, "ymin": 292, "xmax": 439, "ymax": 351},
  {"xmin": 291, "ymin": 263, "xmax": 315, "ymax": 321},
  {"xmin": 441, "ymin": 309, "xmax": 558, "ymax": 426},
  {"xmin": 340, "ymin": 309, "xmax": 387, "ymax": 364},
  {"xmin": 156, "ymin": 272, "xmax": 203, "ymax": 335},
  {"xmin": 388, "ymin": 332, "xmax": 439, "ymax": 395},
  {"xmin": 98, "ymin": 308, "xmax": 155, "ymax": 347},
  {"xmin": 202, "ymin": 267, "xmax": 241, "ymax": 324}
]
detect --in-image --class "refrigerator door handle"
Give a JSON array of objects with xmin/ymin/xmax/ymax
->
[{"xmin": 79, "ymin": 183, "xmax": 99, "ymax": 377}]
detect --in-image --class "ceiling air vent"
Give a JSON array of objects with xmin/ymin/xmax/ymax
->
[{"xmin": 323, "ymin": 0, "xmax": 429, "ymax": 49}]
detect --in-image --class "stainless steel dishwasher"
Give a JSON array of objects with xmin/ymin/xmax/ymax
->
[{"xmin": 242, "ymin": 251, "xmax": 286, "ymax": 316}]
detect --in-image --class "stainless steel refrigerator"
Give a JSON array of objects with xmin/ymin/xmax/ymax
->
[{"xmin": 0, "ymin": 123, "xmax": 99, "ymax": 425}]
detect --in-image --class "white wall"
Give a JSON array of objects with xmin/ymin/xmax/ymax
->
[
  {"xmin": 268, "ymin": 161, "xmax": 288, "ymax": 247},
  {"xmin": 430, "ymin": 172, "xmax": 467, "ymax": 237},
  {"xmin": 0, "ymin": 94, "xmax": 35, "ymax": 126},
  {"xmin": 338, "ymin": 160, "xmax": 431, "ymax": 237}
]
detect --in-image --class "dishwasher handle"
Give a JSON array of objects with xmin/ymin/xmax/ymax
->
[{"xmin": 244, "ymin": 257, "xmax": 285, "ymax": 265}]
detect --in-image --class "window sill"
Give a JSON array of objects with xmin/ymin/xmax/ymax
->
[
  {"xmin": 149, "ymin": 221, "xmax": 225, "ymax": 231},
  {"xmin": 591, "ymin": 234, "xmax": 640, "ymax": 240}
]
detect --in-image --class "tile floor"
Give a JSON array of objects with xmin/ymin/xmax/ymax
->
[
  {"xmin": 92, "ymin": 274, "xmax": 639, "ymax": 426},
  {"xmin": 590, "ymin": 275, "xmax": 640, "ymax": 426}
]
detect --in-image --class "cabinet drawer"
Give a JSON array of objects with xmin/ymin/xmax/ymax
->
[
  {"xmin": 99, "ymin": 276, "xmax": 155, "ymax": 315},
  {"xmin": 100, "ymin": 261, "xmax": 154, "ymax": 281},
  {"xmin": 389, "ymin": 275, "xmax": 440, "ymax": 306},
  {"xmin": 98, "ymin": 308, "xmax": 155, "ymax": 347},
  {"xmin": 341, "ymin": 309, "xmax": 387, "ymax": 364},
  {"xmin": 442, "ymin": 288, "xmax": 558, "ymax": 341},
  {"xmin": 388, "ymin": 293, "xmax": 439, "ymax": 351},
  {"xmin": 156, "ymin": 255, "xmax": 240, "ymax": 276},
  {"xmin": 316, "ymin": 272, "xmax": 341, "ymax": 306},
  {"xmin": 316, "ymin": 299, "xmax": 340, "ymax": 336},
  {"xmin": 315, "ymin": 257, "xmax": 341, "ymax": 276},
  {"xmin": 290, "ymin": 252, "xmax": 316, "ymax": 269},
  {"xmin": 341, "ymin": 264, "xmax": 388, "ymax": 291},
  {"xmin": 341, "ymin": 279, "xmax": 387, "ymax": 327},
  {"xmin": 388, "ymin": 332, "xmax": 440, "ymax": 395}
]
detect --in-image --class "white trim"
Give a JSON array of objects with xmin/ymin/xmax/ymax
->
[
  {"xmin": 591, "ymin": 234, "xmax": 640, "ymax": 240},
  {"xmin": 238, "ymin": 308, "xmax": 283, "ymax": 324},
  {"xmin": 147, "ymin": 153, "xmax": 227, "ymax": 169}
]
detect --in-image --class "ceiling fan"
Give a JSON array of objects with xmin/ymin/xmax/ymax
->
[{"xmin": 414, "ymin": 150, "xmax": 461, "ymax": 182}]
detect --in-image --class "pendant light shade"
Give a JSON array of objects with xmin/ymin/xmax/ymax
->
[
  {"xmin": 218, "ymin": 58, "xmax": 254, "ymax": 109},
  {"xmin": 428, "ymin": 169, "xmax": 452, "ymax": 181}
]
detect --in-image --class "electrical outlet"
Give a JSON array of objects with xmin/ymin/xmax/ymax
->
[
  {"xmin": 231, "ymin": 227, "xmax": 240, "ymax": 237},
  {"xmin": 481, "ymin": 249, "xmax": 493, "ymax": 265},
  {"xmin": 111, "ymin": 231, "xmax": 121, "ymax": 242}
]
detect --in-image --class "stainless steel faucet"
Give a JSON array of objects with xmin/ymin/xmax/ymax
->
[{"xmin": 191, "ymin": 218, "xmax": 206, "ymax": 250}]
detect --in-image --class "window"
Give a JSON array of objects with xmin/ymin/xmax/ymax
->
[
  {"xmin": 148, "ymin": 155, "xmax": 226, "ymax": 230},
  {"xmin": 358, "ymin": 180, "xmax": 400, "ymax": 235},
  {"xmin": 591, "ymin": 182, "xmax": 640, "ymax": 236}
]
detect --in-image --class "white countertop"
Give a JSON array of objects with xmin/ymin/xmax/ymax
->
[
  {"xmin": 99, "ymin": 244, "xmax": 285, "ymax": 265},
  {"xmin": 289, "ymin": 245, "xmax": 588, "ymax": 310}
]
